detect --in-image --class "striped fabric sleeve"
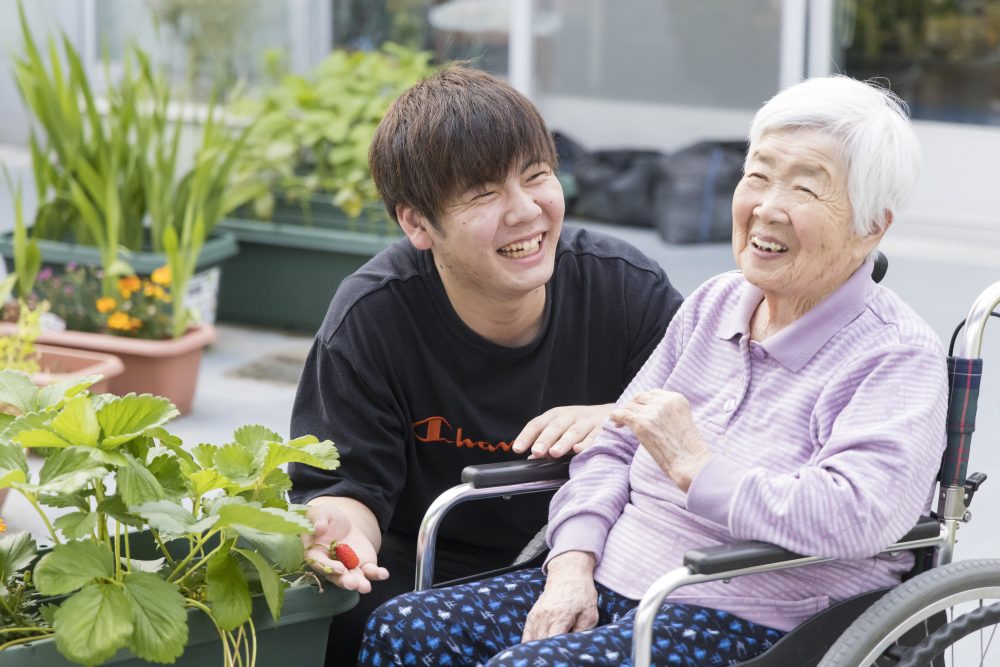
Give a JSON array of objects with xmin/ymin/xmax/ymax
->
[
  {"xmin": 722, "ymin": 344, "xmax": 948, "ymax": 559},
  {"xmin": 544, "ymin": 300, "xmax": 689, "ymax": 569}
]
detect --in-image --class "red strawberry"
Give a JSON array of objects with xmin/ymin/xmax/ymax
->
[{"xmin": 332, "ymin": 542, "xmax": 360, "ymax": 569}]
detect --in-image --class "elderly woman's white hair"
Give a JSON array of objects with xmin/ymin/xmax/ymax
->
[{"xmin": 748, "ymin": 75, "xmax": 921, "ymax": 238}]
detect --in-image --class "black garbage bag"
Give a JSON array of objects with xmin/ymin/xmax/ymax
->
[
  {"xmin": 554, "ymin": 131, "xmax": 669, "ymax": 228},
  {"xmin": 657, "ymin": 140, "xmax": 747, "ymax": 244}
]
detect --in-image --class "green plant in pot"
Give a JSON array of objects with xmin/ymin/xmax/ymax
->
[
  {"xmin": 9, "ymin": 2, "xmax": 253, "ymax": 339},
  {"xmin": 0, "ymin": 369, "xmax": 353, "ymax": 666},
  {"xmin": 230, "ymin": 43, "xmax": 438, "ymax": 224}
]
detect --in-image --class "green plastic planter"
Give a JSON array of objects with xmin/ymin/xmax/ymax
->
[
  {"xmin": 215, "ymin": 204, "xmax": 401, "ymax": 332},
  {"xmin": 0, "ymin": 532, "xmax": 358, "ymax": 667}
]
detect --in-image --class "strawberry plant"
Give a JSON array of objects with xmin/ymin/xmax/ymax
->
[{"xmin": 0, "ymin": 369, "xmax": 340, "ymax": 666}]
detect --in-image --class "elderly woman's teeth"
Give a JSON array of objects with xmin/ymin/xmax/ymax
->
[
  {"xmin": 750, "ymin": 236, "xmax": 788, "ymax": 253},
  {"xmin": 498, "ymin": 233, "xmax": 543, "ymax": 258}
]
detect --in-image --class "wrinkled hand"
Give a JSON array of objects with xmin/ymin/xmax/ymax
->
[
  {"xmin": 302, "ymin": 503, "xmax": 389, "ymax": 594},
  {"xmin": 610, "ymin": 389, "xmax": 712, "ymax": 491},
  {"xmin": 522, "ymin": 552, "xmax": 598, "ymax": 643},
  {"xmin": 512, "ymin": 404, "xmax": 615, "ymax": 459}
]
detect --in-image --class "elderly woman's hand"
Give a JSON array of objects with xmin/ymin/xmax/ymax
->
[
  {"xmin": 611, "ymin": 389, "xmax": 714, "ymax": 492},
  {"xmin": 522, "ymin": 551, "xmax": 598, "ymax": 643}
]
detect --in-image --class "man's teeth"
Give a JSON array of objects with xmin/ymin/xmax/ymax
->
[
  {"xmin": 750, "ymin": 236, "xmax": 788, "ymax": 253},
  {"xmin": 498, "ymin": 234, "xmax": 543, "ymax": 258}
]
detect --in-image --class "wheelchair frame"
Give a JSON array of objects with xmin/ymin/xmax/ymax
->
[{"xmin": 415, "ymin": 279, "xmax": 1000, "ymax": 667}]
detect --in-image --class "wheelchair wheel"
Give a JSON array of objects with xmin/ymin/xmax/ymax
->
[{"xmin": 819, "ymin": 559, "xmax": 1000, "ymax": 667}]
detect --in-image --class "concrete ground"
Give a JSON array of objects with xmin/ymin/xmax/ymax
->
[{"xmin": 2, "ymin": 146, "xmax": 1000, "ymax": 569}]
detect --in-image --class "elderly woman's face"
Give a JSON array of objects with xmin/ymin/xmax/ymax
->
[{"xmin": 732, "ymin": 129, "xmax": 882, "ymax": 310}]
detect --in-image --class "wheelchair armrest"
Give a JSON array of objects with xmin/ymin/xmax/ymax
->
[
  {"xmin": 461, "ymin": 459, "xmax": 571, "ymax": 488},
  {"xmin": 683, "ymin": 515, "xmax": 941, "ymax": 575}
]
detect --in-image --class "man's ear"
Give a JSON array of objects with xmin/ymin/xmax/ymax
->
[{"xmin": 397, "ymin": 204, "xmax": 434, "ymax": 250}]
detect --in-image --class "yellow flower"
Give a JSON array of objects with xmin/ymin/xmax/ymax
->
[
  {"xmin": 151, "ymin": 266, "xmax": 172, "ymax": 286},
  {"xmin": 0, "ymin": 518, "xmax": 6, "ymax": 534},
  {"xmin": 96, "ymin": 296, "xmax": 118, "ymax": 313},
  {"xmin": 117, "ymin": 275, "xmax": 141, "ymax": 298},
  {"xmin": 107, "ymin": 311, "xmax": 133, "ymax": 331},
  {"xmin": 130, "ymin": 317, "xmax": 142, "ymax": 331}
]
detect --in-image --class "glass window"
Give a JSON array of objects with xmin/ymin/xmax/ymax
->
[
  {"xmin": 534, "ymin": 0, "xmax": 782, "ymax": 110},
  {"xmin": 839, "ymin": 0, "xmax": 1000, "ymax": 126}
]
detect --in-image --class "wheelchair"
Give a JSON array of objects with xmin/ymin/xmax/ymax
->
[{"xmin": 414, "ymin": 268, "xmax": 1000, "ymax": 667}]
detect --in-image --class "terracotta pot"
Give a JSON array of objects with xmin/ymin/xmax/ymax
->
[
  {"xmin": 32, "ymin": 343, "xmax": 124, "ymax": 394},
  {"xmin": 28, "ymin": 325, "xmax": 216, "ymax": 414}
]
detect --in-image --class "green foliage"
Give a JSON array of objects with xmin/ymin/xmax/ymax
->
[
  {"xmin": 230, "ymin": 44, "xmax": 438, "ymax": 220},
  {"xmin": 0, "ymin": 369, "xmax": 340, "ymax": 664},
  {"xmin": 11, "ymin": 1, "xmax": 254, "ymax": 337},
  {"xmin": 0, "ymin": 300, "xmax": 45, "ymax": 375}
]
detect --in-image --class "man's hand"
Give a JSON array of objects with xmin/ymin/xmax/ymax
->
[
  {"xmin": 512, "ymin": 404, "xmax": 615, "ymax": 459},
  {"xmin": 302, "ymin": 499, "xmax": 389, "ymax": 594},
  {"xmin": 610, "ymin": 389, "xmax": 713, "ymax": 491},
  {"xmin": 522, "ymin": 551, "xmax": 598, "ymax": 643}
]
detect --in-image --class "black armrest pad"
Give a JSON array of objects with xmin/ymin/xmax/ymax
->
[
  {"xmin": 461, "ymin": 459, "xmax": 571, "ymax": 488},
  {"xmin": 683, "ymin": 516, "xmax": 940, "ymax": 576}
]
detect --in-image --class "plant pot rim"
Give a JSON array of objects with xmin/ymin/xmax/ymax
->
[
  {"xmin": 32, "ymin": 343, "xmax": 125, "ymax": 385},
  {"xmin": 31, "ymin": 324, "xmax": 217, "ymax": 356}
]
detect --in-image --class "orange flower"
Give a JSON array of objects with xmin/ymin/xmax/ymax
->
[
  {"xmin": 130, "ymin": 317, "xmax": 142, "ymax": 331},
  {"xmin": 117, "ymin": 275, "xmax": 142, "ymax": 298},
  {"xmin": 151, "ymin": 266, "xmax": 172, "ymax": 287},
  {"xmin": 0, "ymin": 518, "xmax": 6, "ymax": 534},
  {"xmin": 107, "ymin": 311, "xmax": 133, "ymax": 331},
  {"xmin": 96, "ymin": 296, "xmax": 118, "ymax": 313}
]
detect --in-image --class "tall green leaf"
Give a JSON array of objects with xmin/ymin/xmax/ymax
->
[
  {"xmin": 235, "ymin": 547, "xmax": 285, "ymax": 619},
  {"xmin": 97, "ymin": 395, "xmax": 179, "ymax": 448}
]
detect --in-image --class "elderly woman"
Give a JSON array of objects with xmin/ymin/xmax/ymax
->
[{"xmin": 356, "ymin": 75, "xmax": 947, "ymax": 667}]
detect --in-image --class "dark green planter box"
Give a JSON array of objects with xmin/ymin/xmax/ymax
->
[
  {"xmin": 0, "ymin": 532, "xmax": 358, "ymax": 667},
  {"xmin": 216, "ymin": 202, "xmax": 401, "ymax": 332},
  {"xmin": 0, "ymin": 231, "xmax": 238, "ymax": 275}
]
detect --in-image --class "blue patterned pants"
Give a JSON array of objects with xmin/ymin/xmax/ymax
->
[{"xmin": 357, "ymin": 568, "xmax": 783, "ymax": 666}]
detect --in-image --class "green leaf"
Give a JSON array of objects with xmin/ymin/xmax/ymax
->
[
  {"xmin": 216, "ymin": 502, "xmax": 313, "ymax": 535},
  {"xmin": 207, "ymin": 548, "xmax": 252, "ymax": 631},
  {"xmin": 0, "ymin": 441, "xmax": 28, "ymax": 480},
  {"xmin": 118, "ymin": 451, "xmax": 166, "ymax": 506},
  {"xmin": 32, "ymin": 448, "xmax": 107, "ymax": 495},
  {"xmin": 34, "ymin": 540, "xmax": 115, "ymax": 595},
  {"xmin": 214, "ymin": 443, "xmax": 256, "ymax": 484},
  {"xmin": 97, "ymin": 395, "xmax": 179, "ymax": 448},
  {"xmin": 148, "ymin": 454, "xmax": 187, "ymax": 497},
  {"xmin": 54, "ymin": 511, "xmax": 98, "ymax": 540},
  {"xmin": 131, "ymin": 499, "xmax": 196, "ymax": 535},
  {"xmin": 54, "ymin": 581, "xmax": 134, "ymax": 667},
  {"xmin": 189, "ymin": 468, "xmax": 230, "ymax": 497},
  {"xmin": 123, "ymin": 571, "xmax": 188, "ymax": 663},
  {"xmin": 262, "ymin": 439, "xmax": 340, "ymax": 475},
  {"xmin": 233, "ymin": 424, "xmax": 281, "ymax": 455},
  {"xmin": 255, "ymin": 468, "xmax": 293, "ymax": 507},
  {"xmin": 235, "ymin": 547, "xmax": 285, "ymax": 619},
  {"xmin": 191, "ymin": 443, "xmax": 217, "ymax": 468},
  {"xmin": 13, "ymin": 428, "xmax": 72, "ymax": 449},
  {"xmin": 38, "ymin": 375, "xmax": 102, "ymax": 409},
  {"xmin": 0, "ymin": 532, "xmax": 38, "ymax": 581},
  {"xmin": 233, "ymin": 529, "xmax": 304, "ymax": 572},
  {"xmin": 1, "ymin": 410, "xmax": 52, "ymax": 442},
  {"xmin": 96, "ymin": 495, "xmax": 145, "ymax": 528},
  {"xmin": 0, "ymin": 370, "xmax": 38, "ymax": 414},
  {"xmin": 51, "ymin": 395, "xmax": 100, "ymax": 446}
]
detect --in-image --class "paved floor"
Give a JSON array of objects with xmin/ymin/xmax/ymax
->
[{"xmin": 2, "ymin": 148, "xmax": 999, "ymax": 567}]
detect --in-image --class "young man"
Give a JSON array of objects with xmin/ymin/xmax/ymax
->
[{"xmin": 289, "ymin": 65, "xmax": 683, "ymax": 665}]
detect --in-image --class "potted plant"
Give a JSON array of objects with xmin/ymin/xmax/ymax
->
[
  {"xmin": 216, "ymin": 44, "xmax": 438, "ymax": 331},
  {"xmin": 0, "ymin": 370, "xmax": 357, "ymax": 666},
  {"xmin": 1, "ymin": 3, "xmax": 253, "ymax": 339}
]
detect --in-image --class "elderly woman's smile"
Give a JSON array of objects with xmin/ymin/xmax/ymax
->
[{"xmin": 732, "ymin": 128, "xmax": 884, "ymax": 331}]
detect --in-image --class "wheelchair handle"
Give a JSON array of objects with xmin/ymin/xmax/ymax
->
[{"xmin": 955, "ymin": 280, "xmax": 1000, "ymax": 358}]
